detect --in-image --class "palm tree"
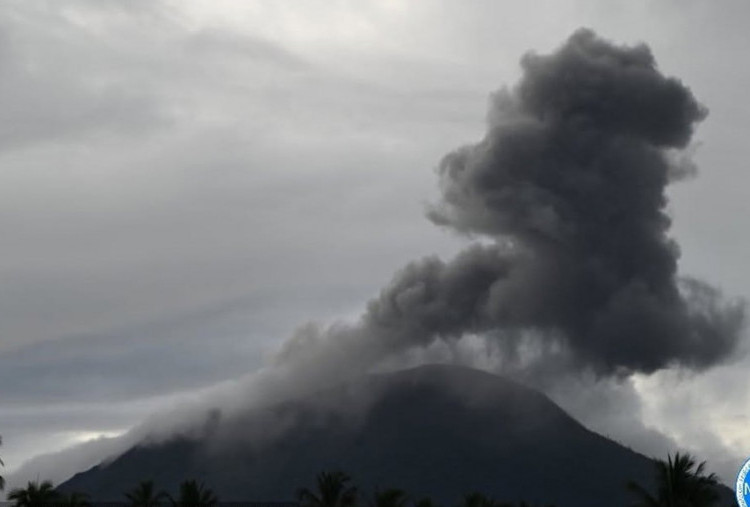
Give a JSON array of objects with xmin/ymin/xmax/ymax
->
[
  {"xmin": 169, "ymin": 479, "xmax": 218, "ymax": 507},
  {"xmin": 460, "ymin": 492, "xmax": 511, "ymax": 507},
  {"xmin": 297, "ymin": 471, "xmax": 358, "ymax": 507},
  {"xmin": 7, "ymin": 480, "xmax": 61, "ymax": 507},
  {"xmin": 124, "ymin": 480, "xmax": 169, "ymax": 507},
  {"xmin": 627, "ymin": 452, "xmax": 721, "ymax": 507},
  {"xmin": 60, "ymin": 491, "xmax": 91, "ymax": 507},
  {"xmin": 370, "ymin": 488, "xmax": 409, "ymax": 507},
  {"xmin": 413, "ymin": 497, "xmax": 436, "ymax": 507}
]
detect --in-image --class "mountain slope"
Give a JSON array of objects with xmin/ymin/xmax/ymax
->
[{"xmin": 60, "ymin": 365, "xmax": 671, "ymax": 506}]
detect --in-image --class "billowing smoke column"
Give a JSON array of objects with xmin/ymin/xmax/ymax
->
[{"xmin": 276, "ymin": 29, "xmax": 744, "ymax": 383}]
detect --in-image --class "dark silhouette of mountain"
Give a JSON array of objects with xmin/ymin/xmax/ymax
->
[{"xmin": 58, "ymin": 365, "xmax": 728, "ymax": 506}]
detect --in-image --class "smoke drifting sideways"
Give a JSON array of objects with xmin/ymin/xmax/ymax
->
[{"xmin": 272, "ymin": 28, "xmax": 744, "ymax": 390}]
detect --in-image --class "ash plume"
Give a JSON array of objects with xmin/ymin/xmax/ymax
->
[{"xmin": 275, "ymin": 29, "xmax": 744, "ymax": 386}]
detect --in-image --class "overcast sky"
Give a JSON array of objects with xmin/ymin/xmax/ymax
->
[{"xmin": 2, "ymin": 0, "xmax": 750, "ymax": 487}]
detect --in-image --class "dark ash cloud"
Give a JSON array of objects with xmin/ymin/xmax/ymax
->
[{"xmin": 277, "ymin": 29, "xmax": 744, "ymax": 380}]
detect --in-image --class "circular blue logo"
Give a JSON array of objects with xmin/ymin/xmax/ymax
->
[{"xmin": 737, "ymin": 457, "xmax": 750, "ymax": 507}]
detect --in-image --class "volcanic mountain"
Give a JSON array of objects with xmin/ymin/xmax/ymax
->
[{"xmin": 59, "ymin": 365, "xmax": 720, "ymax": 506}]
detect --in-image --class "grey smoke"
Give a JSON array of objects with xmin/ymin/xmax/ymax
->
[{"xmin": 276, "ymin": 28, "xmax": 744, "ymax": 381}]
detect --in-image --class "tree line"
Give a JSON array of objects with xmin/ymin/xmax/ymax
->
[{"xmin": 0, "ymin": 440, "xmax": 738, "ymax": 507}]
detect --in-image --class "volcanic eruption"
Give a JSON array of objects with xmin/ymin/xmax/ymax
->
[
  {"xmin": 272, "ymin": 28, "xmax": 744, "ymax": 391},
  {"xmin": 38, "ymin": 30, "xmax": 748, "ymax": 503}
]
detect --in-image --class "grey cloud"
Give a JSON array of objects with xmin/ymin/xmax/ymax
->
[
  {"xmin": 0, "ymin": 287, "xmax": 379, "ymax": 405},
  {"xmin": 0, "ymin": 3, "xmax": 172, "ymax": 150},
  {"xmin": 3, "ymin": 394, "xmax": 182, "ymax": 489},
  {"xmin": 0, "ymin": 0, "xmax": 493, "ymax": 342},
  {"xmin": 184, "ymin": 28, "xmax": 309, "ymax": 70},
  {"xmin": 8, "ymin": 435, "xmax": 132, "ymax": 490},
  {"xmin": 541, "ymin": 374, "xmax": 679, "ymax": 460}
]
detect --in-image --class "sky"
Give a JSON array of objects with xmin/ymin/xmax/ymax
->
[{"xmin": 2, "ymin": 0, "xmax": 750, "ymax": 488}]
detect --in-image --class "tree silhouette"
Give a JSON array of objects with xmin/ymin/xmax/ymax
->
[
  {"xmin": 297, "ymin": 471, "xmax": 358, "ymax": 507},
  {"xmin": 460, "ymin": 492, "xmax": 511, "ymax": 507},
  {"xmin": 61, "ymin": 491, "xmax": 91, "ymax": 507},
  {"xmin": 0, "ymin": 435, "xmax": 4, "ymax": 491},
  {"xmin": 6, "ymin": 480, "xmax": 61, "ymax": 507},
  {"xmin": 169, "ymin": 479, "xmax": 218, "ymax": 507},
  {"xmin": 125, "ymin": 480, "xmax": 169, "ymax": 507},
  {"xmin": 370, "ymin": 488, "xmax": 409, "ymax": 507},
  {"xmin": 413, "ymin": 497, "xmax": 436, "ymax": 507},
  {"xmin": 627, "ymin": 452, "xmax": 720, "ymax": 507}
]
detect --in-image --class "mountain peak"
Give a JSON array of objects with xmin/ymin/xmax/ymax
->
[{"xmin": 61, "ymin": 364, "xmax": 658, "ymax": 506}]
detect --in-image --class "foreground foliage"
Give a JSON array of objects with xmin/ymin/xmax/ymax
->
[
  {"xmin": 370, "ymin": 488, "xmax": 409, "ymax": 507},
  {"xmin": 298, "ymin": 471, "xmax": 359, "ymax": 507},
  {"xmin": 7, "ymin": 480, "xmax": 61, "ymax": 507},
  {"xmin": 169, "ymin": 479, "xmax": 219, "ymax": 507},
  {"xmin": 627, "ymin": 452, "xmax": 722, "ymax": 507},
  {"xmin": 0, "ymin": 435, "xmax": 4, "ymax": 492},
  {"xmin": 124, "ymin": 480, "xmax": 170, "ymax": 507},
  {"xmin": 3, "ymin": 452, "xmax": 732, "ymax": 506}
]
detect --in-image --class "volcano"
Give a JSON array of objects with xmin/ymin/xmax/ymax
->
[{"xmin": 58, "ymin": 365, "xmax": 729, "ymax": 506}]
